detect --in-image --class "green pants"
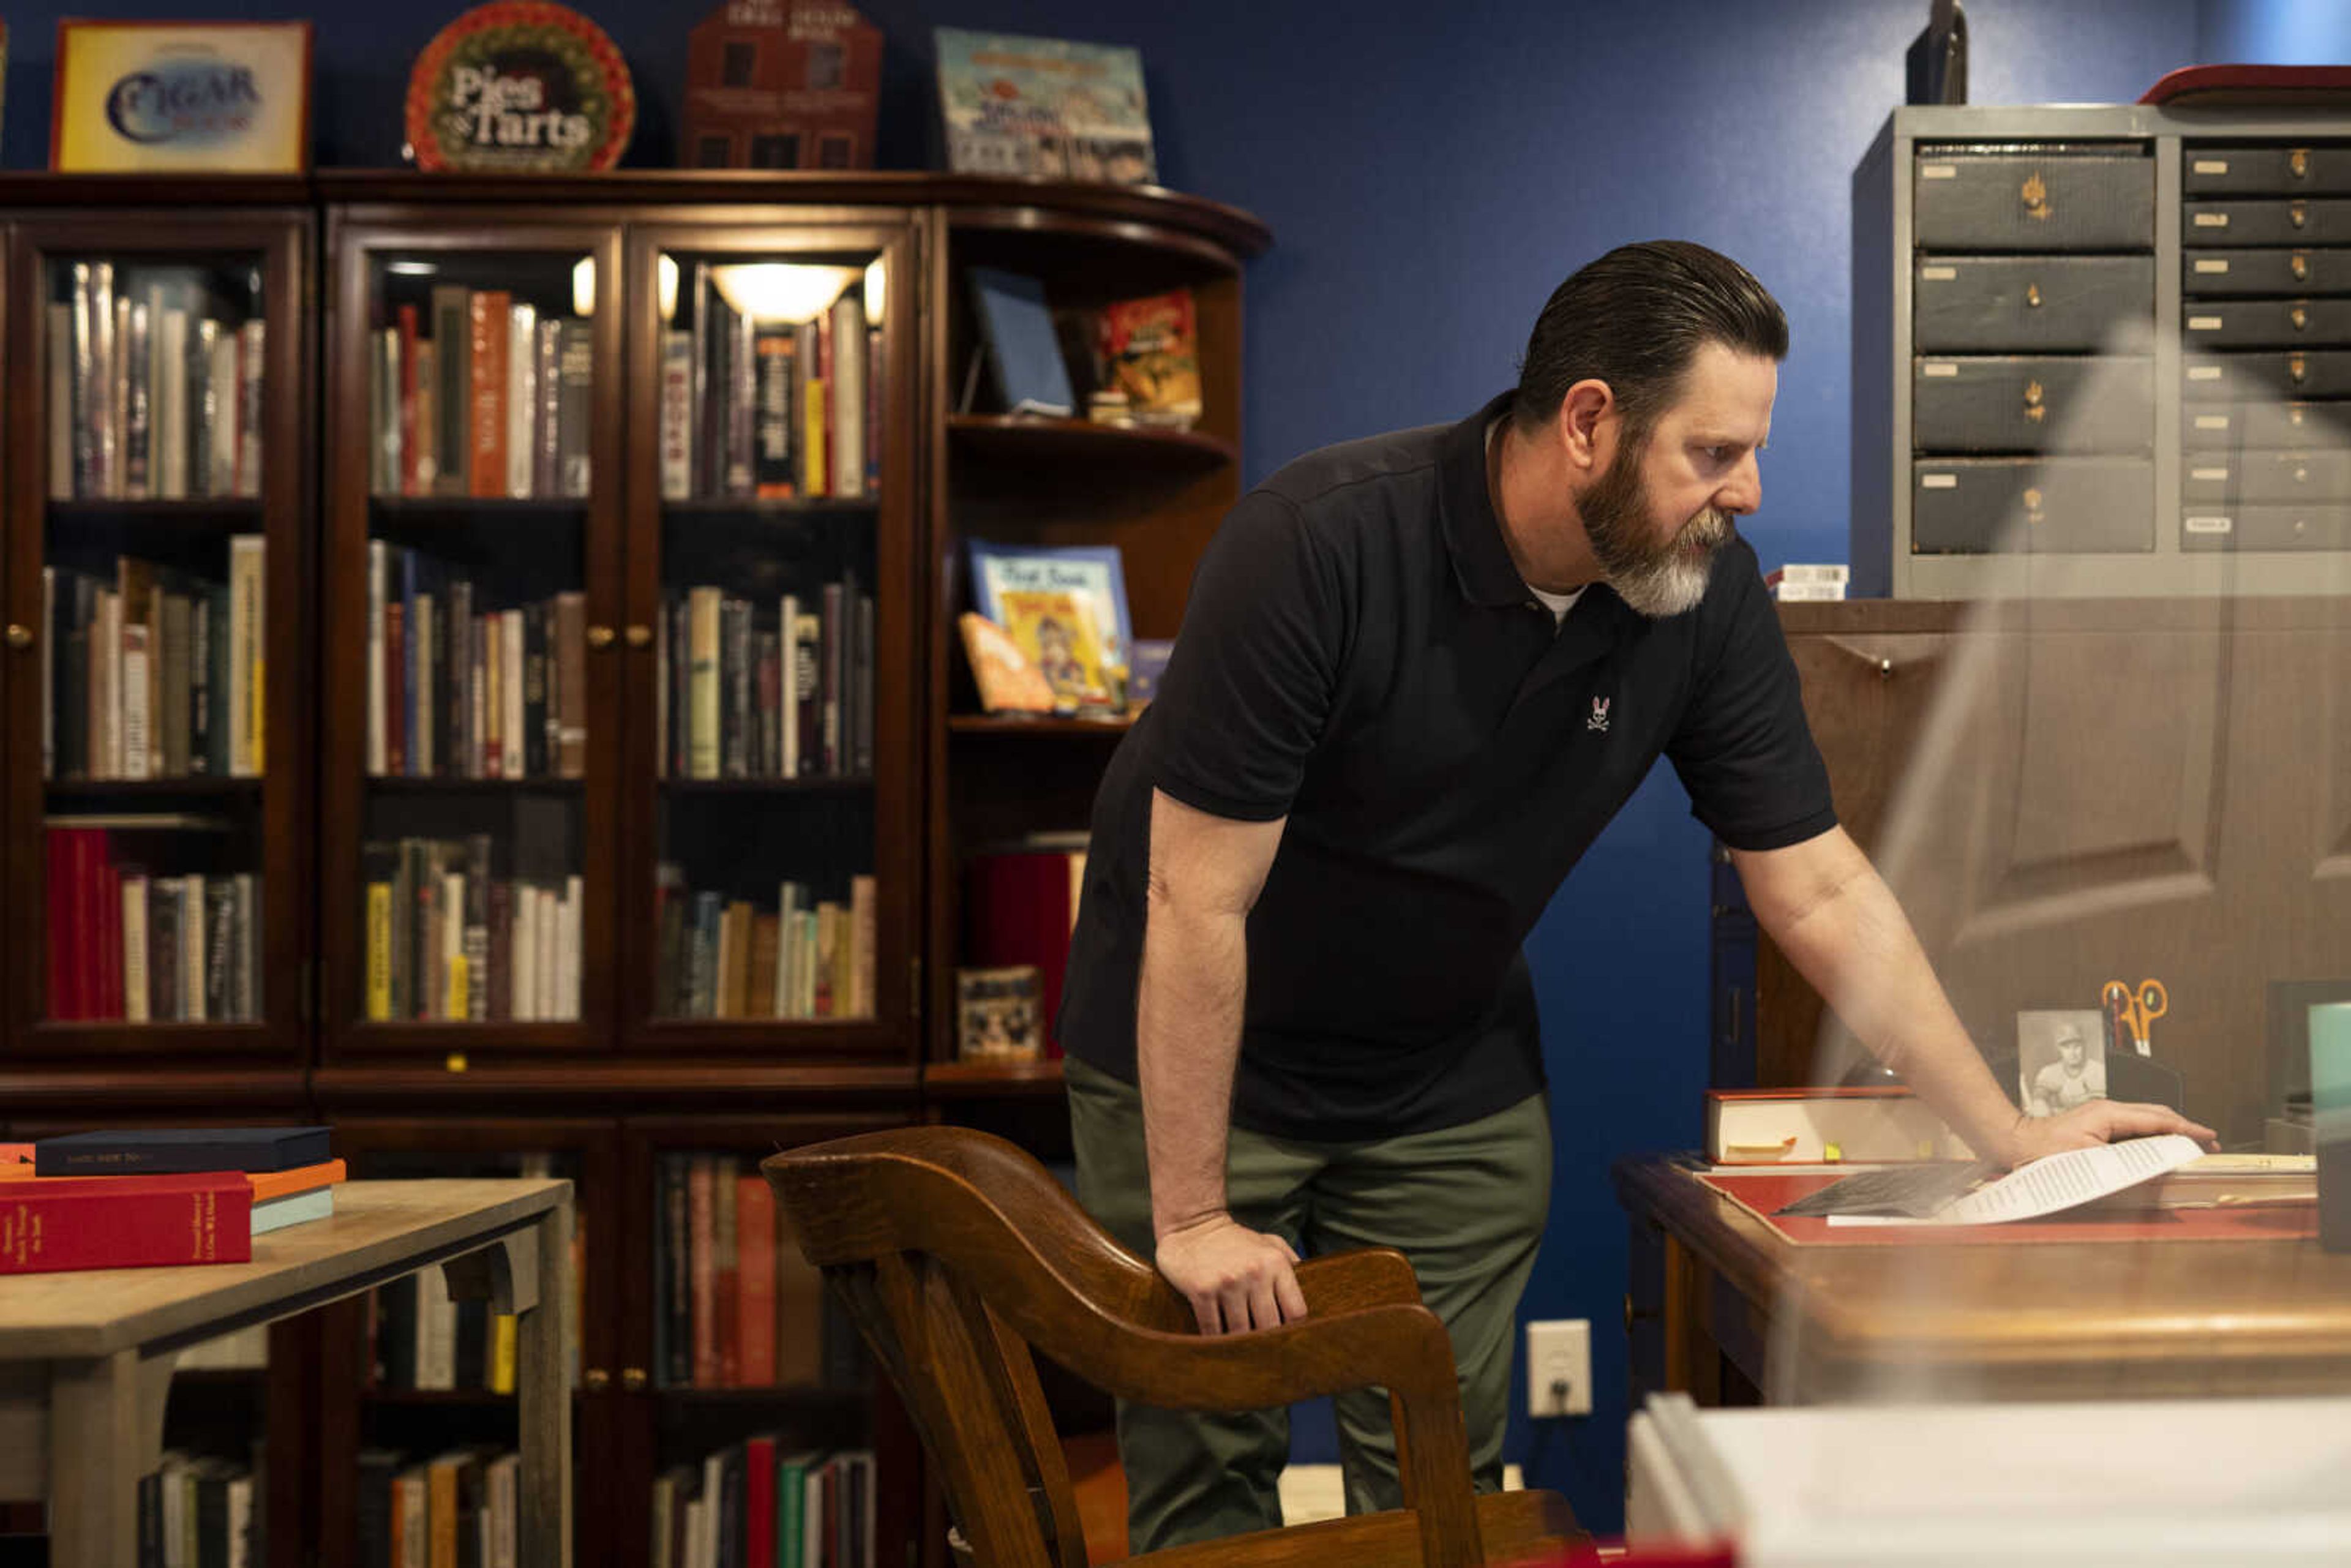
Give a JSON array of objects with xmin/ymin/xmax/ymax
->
[{"xmin": 1065, "ymin": 1057, "xmax": 1551, "ymax": 1552}]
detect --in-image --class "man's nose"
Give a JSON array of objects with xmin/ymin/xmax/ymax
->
[{"xmin": 1717, "ymin": 452, "xmax": 1761, "ymax": 516}]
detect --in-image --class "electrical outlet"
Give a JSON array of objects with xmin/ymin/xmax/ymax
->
[{"xmin": 1524, "ymin": 1318, "xmax": 1591, "ymax": 1417}]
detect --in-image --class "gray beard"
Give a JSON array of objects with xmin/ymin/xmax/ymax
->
[{"xmin": 1580, "ymin": 440, "xmax": 1733, "ymax": 618}]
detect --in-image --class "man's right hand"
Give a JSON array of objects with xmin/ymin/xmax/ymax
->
[{"xmin": 1155, "ymin": 1213, "xmax": 1310, "ymax": 1336}]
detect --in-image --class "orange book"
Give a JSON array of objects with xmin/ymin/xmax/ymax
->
[
  {"xmin": 468, "ymin": 290, "xmax": 511, "ymax": 497},
  {"xmin": 735, "ymin": 1172, "xmax": 777, "ymax": 1386},
  {"xmin": 247, "ymin": 1158, "xmax": 345, "ymax": 1202}
]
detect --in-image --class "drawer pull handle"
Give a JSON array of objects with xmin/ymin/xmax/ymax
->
[
  {"xmin": 2292, "ymin": 201, "xmax": 2309, "ymax": 230},
  {"xmin": 2295, "ymin": 465, "xmax": 2311, "ymax": 486},
  {"xmin": 2023, "ymin": 380, "xmax": 2047, "ymax": 423},
  {"xmin": 2025, "ymin": 282, "xmax": 2043, "ymax": 309},
  {"xmin": 2292, "ymin": 148, "xmax": 2311, "ymax": 181},
  {"xmin": 2293, "ymin": 251, "xmax": 2312, "ymax": 283},
  {"xmin": 2292, "ymin": 306, "xmax": 2310, "ymax": 332},
  {"xmin": 2023, "ymin": 486, "xmax": 2045, "ymax": 527},
  {"xmin": 2021, "ymin": 171, "xmax": 2050, "ymax": 220},
  {"xmin": 2290, "ymin": 354, "xmax": 2309, "ymax": 386}
]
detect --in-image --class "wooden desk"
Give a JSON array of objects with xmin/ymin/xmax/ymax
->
[
  {"xmin": 0, "ymin": 1179, "xmax": 572, "ymax": 1568},
  {"xmin": 1616, "ymin": 1155, "xmax": 2351, "ymax": 1406}
]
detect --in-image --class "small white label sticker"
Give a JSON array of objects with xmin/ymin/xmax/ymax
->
[
  {"xmin": 2183, "ymin": 516, "xmax": 2233, "ymax": 534},
  {"xmin": 1919, "ymin": 265, "xmax": 1957, "ymax": 280},
  {"xmin": 2188, "ymin": 366, "xmax": 2224, "ymax": 380},
  {"xmin": 2191, "ymin": 467, "xmax": 2229, "ymax": 481},
  {"xmin": 1921, "ymin": 362, "xmax": 1959, "ymax": 377},
  {"xmin": 2194, "ymin": 415, "xmax": 2231, "ymax": 430},
  {"xmin": 2194, "ymin": 260, "xmax": 2232, "ymax": 274},
  {"xmin": 1920, "ymin": 473, "xmax": 1959, "ymax": 490},
  {"xmin": 2188, "ymin": 315, "xmax": 2224, "ymax": 331},
  {"xmin": 1921, "ymin": 164, "xmax": 1957, "ymax": 179},
  {"xmin": 2194, "ymin": 212, "xmax": 2231, "ymax": 227},
  {"xmin": 2192, "ymin": 159, "xmax": 2229, "ymax": 175}
]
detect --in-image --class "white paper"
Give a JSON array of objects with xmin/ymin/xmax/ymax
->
[{"xmin": 1826, "ymin": 1133, "xmax": 2202, "ymax": 1226}]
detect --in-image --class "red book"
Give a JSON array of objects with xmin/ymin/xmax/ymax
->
[
  {"xmin": 744, "ymin": 1435, "xmax": 777, "ymax": 1568},
  {"xmin": 735, "ymin": 1174, "xmax": 777, "ymax": 1386},
  {"xmin": 45, "ymin": 829, "xmax": 74, "ymax": 1021},
  {"xmin": 468, "ymin": 291, "xmax": 511, "ymax": 497},
  {"xmin": 966, "ymin": 850, "xmax": 1079, "ymax": 1057},
  {"xmin": 0, "ymin": 1172, "xmax": 252, "ymax": 1274},
  {"xmin": 397, "ymin": 304, "xmax": 422, "ymax": 496},
  {"xmin": 96, "ymin": 857, "xmax": 123, "ymax": 1022}
]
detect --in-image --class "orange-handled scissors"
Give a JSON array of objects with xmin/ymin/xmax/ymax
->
[{"xmin": 2101, "ymin": 978, "xmax": 2167, "ymax": 1057}]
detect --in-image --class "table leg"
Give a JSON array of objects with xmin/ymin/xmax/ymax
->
[
  {"xmin": 516, "ymin": 1199, "xmax": 574, "ymax": 1568},
  {"xmin": 48, "ymin": 1348, "xmax": 174, "ymax": 1568}
]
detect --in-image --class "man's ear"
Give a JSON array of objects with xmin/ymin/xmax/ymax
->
[{"xmin": 1555, "ymin": 379, "xmax": 1614, "ymax": 473}]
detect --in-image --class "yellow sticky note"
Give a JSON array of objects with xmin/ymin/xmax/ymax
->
[{"xmin": 1823, "ymin": 1141, "xmax": 1843, "ymax": 1163}]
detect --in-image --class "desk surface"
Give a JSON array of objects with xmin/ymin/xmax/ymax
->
[
  {"xmin": 1616, "ymin": 1155, "xmax": 2351, "ymax": 1400},
  {"xmin": 0, "ymin": 1178, "xmax": 569, "ymax": 1360}
]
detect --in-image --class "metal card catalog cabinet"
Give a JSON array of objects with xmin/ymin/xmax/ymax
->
[{"xmin": 1853, "ymin": 104, "xmax": 2351, "ymax": 596}]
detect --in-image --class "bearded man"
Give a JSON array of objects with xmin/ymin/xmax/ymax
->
[{"xmin": 1054, "ymin": 240, "xmax": 2214, "ymax": 1550}]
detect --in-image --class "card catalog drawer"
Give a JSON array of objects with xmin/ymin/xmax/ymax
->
[
  {"xmin": 2181, "ymin": 400, "xmax": 2351, "ymax": 448},
  {"xmin": 1913, "ymin": 458, "xmax": 2153, "ymax": 554},
  {"xmin": 1913, "ymin": 356, "xmax": 2152, "ymax": 452},
  {"xmin": 2183, "ymin": 198, "xmax": 2351, "ymax": 247},
  {"xmin": 2183, "ymin": 449, "xmax": 2351, "ymax": 502},
  {"xmin": 2180, "ymin": 298, "xmax": 2351, "ymax": 347},
  {"xmin": 2183, "ymin": 145, "xmax": 2351, "ymax": 196},
  {"xmin": 2183, "ymin": 350, "xmax": 2351, "ymax": 399},
  {"xmin": 2180, "ymin": 505, "xmax": 2351, "ymax": 550},
  {"xmin": 2183, "ymin": 247, "xmax": 2351, "ymax": 296},
  {"xmin": 1914, "ymin": 256, "xmax": 2153, "ymax": 352},
  {"xmin": 1914, "ymin": 149, "xmax": 2153, "ymax": 250}
]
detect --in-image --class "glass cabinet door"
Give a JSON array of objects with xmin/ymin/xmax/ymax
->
[
  {"xmin": 621, "ymin": 224, "xmax": 915, "ymax": 1048},
  {"xmin": 322, "ymin": 219, "xmax": 623, "ymax": 1055},
  {"xmin": 8, "ymin": 212, "xmax": 310, "ymax": 1057}
]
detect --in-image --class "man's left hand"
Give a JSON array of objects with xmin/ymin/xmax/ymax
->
[{"xmin": 2006, "ymin": 1100, "xmax": 2219, "ymax": 1166}]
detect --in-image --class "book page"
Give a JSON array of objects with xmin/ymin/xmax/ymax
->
[{"xmin": 1826, "ymin": 1133, "xmax": 2203, "ymax": 1226}]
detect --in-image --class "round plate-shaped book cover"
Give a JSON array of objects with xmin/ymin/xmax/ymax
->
[{"xmin": 405, "ymin": 2, "xmax": 635, "ymax": 171}]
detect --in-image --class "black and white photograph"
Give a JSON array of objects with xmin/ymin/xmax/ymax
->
[{"xmin": 2019, "ymin": 1009, "xmax": 2110, "ymax": 1119}]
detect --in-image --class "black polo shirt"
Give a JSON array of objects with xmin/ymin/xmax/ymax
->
[{"xmin": 1058, "ymin": 391, "xmax": 1836, "ymax": 1141}]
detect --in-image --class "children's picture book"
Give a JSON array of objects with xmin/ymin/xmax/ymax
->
[
  {"xmin": 956, "ymin": 964, "xmax": 1043, "ymax": 1062},
  {"xmin": 968, "ymin": 268, "xmax": 1076, "ymax": 418},
  {"xmin": 1098, "ymin": 290, "xmax": 1201, "ymax": 429},
  {"xmin": 958, "ymin": 611, "xmax": 1057, "ymax": 715},
  {"xmin": 966, "ymin": 541, "xmax": 1131, "ymax": 713},
  {"xmin": 934, "ymin": 28, "xmax": 1155, "ymax": 184}
]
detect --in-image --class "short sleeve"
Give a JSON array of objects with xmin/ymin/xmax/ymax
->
[
  {"xmin": 1138, "ymin": 490, "xmax": 1343, "ymax": 822},
  {"xmin": 1665, "ymin": 560, "xmax": 1839, "ymax": 851}
]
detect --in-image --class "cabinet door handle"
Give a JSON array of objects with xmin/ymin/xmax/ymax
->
[
  {"xmin": 625, "ymin": 624, "xmax": 653, "ymax": 648},
  {"xmin": 586, "ymin": 625, "xmax": 616, "ymax": 650},
  {"xmin": 621, "ymin": 1367, "xmax": 649, "ymax": 1392},
  {"xmin": 582, "ymin": 1368, "xmax": 610, "ymax": 1391},
  {"xmin": 3, "ymin": 625, "xmax": 31, "ymax": 650}
]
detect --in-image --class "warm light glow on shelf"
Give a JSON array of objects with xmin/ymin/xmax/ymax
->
[
  {"xmin": 572, "ymin": 257, "xmax": 596, "ymax": 318},
  {"xmin": 863, "ymin": 258, "xmax": 886, "ymax": 328},
  {"xmin": 708, "ymin": 262, "xmax": 863, "ymax": 323},
  {"xmin": 658, "ymin": 255, "xmax": 680, "ymax": 323}
]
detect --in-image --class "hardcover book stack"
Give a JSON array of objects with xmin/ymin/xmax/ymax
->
[
  {"xmin": 651, "ymin": 1439, "xmax": 874, "ymax": 1568},
  {"xmin": 361, "ymin": 825, "xmax": 582, "ymax": 1022},
  {"xmin": 355, "ymin": 1446, "xmax": 524, "ymax": 1568},
  {"xmin": 654, "ymin": 868, "xmax": 876, "ymax": 1021},
  {"xmin": 43, "ymin": 543, "xmax": 268, "ymax": 781},
  {"xmin": 43, "ymin": 824, "xmax": 262, "ymax": 1023},
  {"xmin": 363, "ymin": 543, "xmax": 588, "ymax": 780},
  {"xmin": 2, "ymin": 1127, "xmax": 339, "ymax": 1275},
  {"xmin": 656, "ymin": 582, "xmax": 874, "ymax": 782},
  {"xmin": 651, "ymin": 1154, "xmax": 868, "ymax": 1390},
  {"xmin": 47, "ymin": 261, "xmax": 266, "ymax": 501},
  {"xmin": 657, "ymin": 264, "xmax": 877, "ymax": 501},
  {"xmin": 369, "ymin": 290, "xmax": 593, "ymax": 498}
]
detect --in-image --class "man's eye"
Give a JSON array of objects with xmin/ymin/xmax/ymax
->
[{"xmin": 1705, "ymin": 446, "xmax": 1730, "ymax": 463}]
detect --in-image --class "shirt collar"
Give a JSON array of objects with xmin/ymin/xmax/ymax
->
[{"xmin": 1440, "ymin": 391, "xmax": 1546, "ymax": 609}]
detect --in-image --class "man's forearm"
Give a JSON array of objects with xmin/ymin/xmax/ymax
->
[
  {"xmin": 1745, "ymin": 833, "xmax": 2030, "ymax": 1166},
  {"xmin": 1137, "ymin": 893, "xmax": 1251, "ymax": 1239}
]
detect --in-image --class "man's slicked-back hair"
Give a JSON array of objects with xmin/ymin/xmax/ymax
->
[{"xmin": 1513, "ymin": 240, "xmax": 1788, "ymax": 439}]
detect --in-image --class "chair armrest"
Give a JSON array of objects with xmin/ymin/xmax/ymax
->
[
  {"xmin": 1295, "ymin": 1248, "xmax": 1422, "ymax": 1314},
  {"xmin": 1130, "ymin": 1488, "xmax": 1584, "ymax": 1568}
]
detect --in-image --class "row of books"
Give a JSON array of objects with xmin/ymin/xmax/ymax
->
[
  {"xmin": 45, "ymin": 830, "xmax": 262, "ymax": 1024},
  {"xmin": 652, "ymin": 1442, "xmax": 874, "ymax": 1568},
  {"xmin": 50, "ymin": 263, "xmax": 265, "ymax": 502},
  {"xmin": 356, "ymin": 1447, "xmax": 523, "ymax": 1568},
  {"xmin": 365, "ymin": 543, "xmax": 588, "ymax": 780},
  {"xmin": 370, "ymin": 289, "xmax": 592, "ymax": 500},
  {"xmin": 658, "ymin": 583, "xmax": 874, "ymax": 782},
  {"xmin": 653, "ymin": 1153, "xmax": 866, "ymax": 1390},
  {"xmin": 654, "ymin": 872, "xmax": 877, "ymax": 1021},
  {"xmin": 361, "ymin": 835, "xmax": 583, "ymax": 1022},
  {"xmin": 43, "ymin": 543, "xmax": 268, "ymax": 782},
  {"xmin": 659, "ymin": 268, "xmax": 875, "ymax": 502},
  {"xmin": 141, "ymin": 1450, "xmax": 262, "ymax": 1568}
]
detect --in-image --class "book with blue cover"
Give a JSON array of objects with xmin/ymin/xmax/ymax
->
[
  {"xmin": 967, "ymin": 268, "xmax": 1076, "ymax": 418},
  {"xmin": 36, "ymin": 1125, "xmax": 333, "ymax": 1176}
]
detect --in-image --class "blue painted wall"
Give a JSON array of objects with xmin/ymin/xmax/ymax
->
[{"xmin": 1, "ymin": 0, "xmax": 2252, "ymax": 1535}]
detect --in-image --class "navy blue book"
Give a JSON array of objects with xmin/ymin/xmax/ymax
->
[
  {"xmin": 34, "ymin": 1125, "xmax": 333, "ymax": 1177},
  {"xmin": 967, "ymin": 267, "xmax": 1076, "ymax": 418}
]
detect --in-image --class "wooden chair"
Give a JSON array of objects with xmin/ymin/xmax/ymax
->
[{"xmin": 763, "ymin": 1125, "xmax": 1586, "ymax": 1568}]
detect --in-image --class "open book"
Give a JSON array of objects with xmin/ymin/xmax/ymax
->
[{"xmin": 1775, "ymin": 1135, "xmax": 2312, "ymax": 1225}]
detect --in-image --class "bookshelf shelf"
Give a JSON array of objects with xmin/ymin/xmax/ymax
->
[
  {"xmin": 43, "ymin": 776, "xmax": 264, "ymax": 798},
  {"xmin": 947, "ymin": 715, "xmax": 1133, "ymax": 738},
  {"xmin": 365, "ymin": 776, "xmax": 585, "ymax": 793},
  {"xmin": 44, "ymin": 498, "xmax": 264, "ymax": 525},
  {"xmin": 366, "ymin": 497, "xmax": 590, "ymax": 522},
  {"xmin": 662, "ymin": 498, "xmax": 882, "ymax": 520},
  {"xmin": 945, "ymin": 413, "xmax": 1236, "ymax": 467},
  {"xmin": 658, "ymin": 776, "xmax": 873, "ymax": 793},
  {"xmin": 921, "ymin": 1058, "xmax": 1067, "ymax": 1098}
]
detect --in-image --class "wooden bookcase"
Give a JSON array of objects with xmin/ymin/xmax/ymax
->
[{"xmin": 0, "ymin": 171, "xmax": 1267, "ymax": 1568}]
